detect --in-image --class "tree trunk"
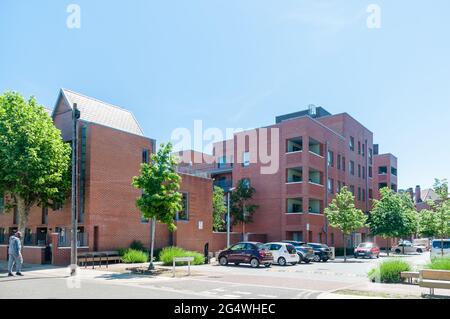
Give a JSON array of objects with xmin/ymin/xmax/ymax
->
[
  {"xmin": 386, "ymin": 238, "xmax": 390, "ymax": 256},
  {"xmin": 442, "ymin": 238, "xmax": 444, "ymax": 257},
  {"xmin": 343, "ymin": 233, "xmax": 346, "ymax": 262},
  {"xmin": 16, "ymin": 196, "xmax": 29, "ymax": 247},
  {"xmin": 148, "ymin": 217, "xmax": 156, "ymax": 270}
]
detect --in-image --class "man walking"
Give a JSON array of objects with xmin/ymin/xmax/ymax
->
[{"xmin": 8, "ymin": 231, "xmax": 23, "ymax": 276}]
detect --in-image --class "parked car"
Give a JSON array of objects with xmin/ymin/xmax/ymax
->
[
  {"xmin": 431, "ymin": 239, "xmax": 450, "ymax": 258},
  {"xmin": 218, "ymin": 242, "xmax": 273, "ymax": 268},
  {"xmin": 391, "ymin": 241, "xmax": 426, "ymax": 254},
  {"xmin": 354, "ymin": 242, "xmax": 380, "ymax": 259},
  {"xmin": 307, "ymin": 243, "xmax": 332, "ymax": 262},
  {"xmin": 265, "ymin": 242, "xmax": 300, "ymax": 266},
  {"xmin": 282, "ymin": 240, "xmax": 314, "ymax": 263},
  {"xmin": 413, "ymin": 238, "xmax": 431, "ymax": 251}
]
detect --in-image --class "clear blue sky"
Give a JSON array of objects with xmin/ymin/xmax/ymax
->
[{"xmin": 1, "ymin": 0, "xmax": 449, "ymax": 190}]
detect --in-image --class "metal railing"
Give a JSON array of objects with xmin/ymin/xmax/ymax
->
[
  {"xmin": 58, "ymin": 232, "xmax": 88, "ymax": 247},
  {"xmin": 23, "ymin": 234, "xmax": 48, "ymax": 246}
]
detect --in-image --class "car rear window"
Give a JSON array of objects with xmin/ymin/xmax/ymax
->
[
  {"xmin": 256, "ymin": 243, "xmax": 267, "ymax": 250},
  {"xmin": 286, "ymin": 244, "xmax": 296, "ymax": 254},
  {"xmin": 433, "ymin": 241, "xmax": 450, "ymax": 249}
]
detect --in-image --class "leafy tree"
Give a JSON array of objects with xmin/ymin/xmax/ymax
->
[
  {"xmin": 324, "ymin": 187, "xmax": 367, "ymax": 262},
  {"xmin": 427, "ymin": 179, "xmax": 450, "ymax": 256},
  {"xmin": 230, "ymin": 179, "xmax": 259, "ymax": 240},
  {"xmin": 368, "ymin": 187, "xmax": 417, "ymax": 255},
  {"xmin": 0, "ymin": 92, "xmax": 71, "ymax": 242},
  {"xmin": 132, "ymin": 142, "xmax": 182, "ymax": 269},
  {"xmin": 418, "ymin": 209, "xmax": 439, "ymax": 238},
  {"xmin": 212, "ymin": 186, "xmax": 226, "ymax": 232}
]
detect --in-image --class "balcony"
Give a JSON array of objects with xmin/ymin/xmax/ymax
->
[
  {"xmin": 308, "ymin": 138, "xmax": 323, "ymax": 157},
  {"xmin": 308, "ymin": 168, "xmax": 323, "ymax": 186},
  {"xmin": 287, "ymin": 198, "xmax": 303, "ymax": 214},
  {"xmin": 286, "ymin": 137, "xmax": 303, "ymax": 153},
  {"xmin": 308, "ymin": 198, "xmax": 322, "ymax": 214},
  {"xmin": 286, "ymin": 167, "xmax": 303, "ymax": 184}
]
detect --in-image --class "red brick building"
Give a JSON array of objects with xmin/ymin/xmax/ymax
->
[
  {"xmin": 0, "ymin": 89, "xmax": 219, "ymax": 265},
  {"xmin": 186, "ymin": 106, "xmax": 398, "ymax": 248}
]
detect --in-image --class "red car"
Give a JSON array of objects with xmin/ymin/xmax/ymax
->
[
  {"xmin": 354, "ymin": 242, "xmax": 380, "ymax": 259},
  {"xmin": 218, "ymin": 242, "xmax": 273, "ymax": 268}
]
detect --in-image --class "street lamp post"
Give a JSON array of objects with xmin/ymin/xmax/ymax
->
[
  {"xmin": 226, "ymin": 187, "xmax": 236, "ymax": 248},
  {"xmin": 70, "ymin": 103, "xmax": 80, "ymax": 276}
]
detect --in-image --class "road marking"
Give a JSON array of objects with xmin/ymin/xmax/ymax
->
[
  {"xmin": 233, "ymin": 291, "xmax": 252, "ymax": 295},
  {"xmin": 257, "ymin": 294, "xmax": 277, "ymax": 298},
  {"xmin": 212, "ymin": 288, "xmax": 226, "ymax": 292}
]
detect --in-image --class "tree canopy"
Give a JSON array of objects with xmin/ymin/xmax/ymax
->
[{"xmin": 212, "ymin": 186, "xmax": 226, "ymax": 232}]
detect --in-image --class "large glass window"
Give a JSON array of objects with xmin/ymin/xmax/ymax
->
[{"xmin": 378, "ymin": 166, "xmax": 388, "ymax": 174}]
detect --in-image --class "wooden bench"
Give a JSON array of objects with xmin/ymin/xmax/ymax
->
[
  {"xmin": 419, "ymin": 269, "xmax": 450, "ymax": 296},
  {"xmin": 401, "ymin": 271, "xmax": 420, "ymax": 284},
  {"xmin": 77, "ymin": 251, "xmax": 121, "ymax": 269}
]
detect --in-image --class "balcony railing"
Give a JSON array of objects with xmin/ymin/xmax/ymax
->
[
  {"xmin": 24, "ymin": 234, "xmax": 48, "ymax": 246},
  {"xmin": 58, "ymin": 232, "xmax": 88, "ymax": 247}
]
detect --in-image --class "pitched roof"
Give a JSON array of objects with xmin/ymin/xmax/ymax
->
[
  {"xmin": 59, "ymin": 88, "xmax": 144, "ymax": 136},
  {"xmin": 421, "ymin": 189, "xmax": 439, "ymax": 202}
]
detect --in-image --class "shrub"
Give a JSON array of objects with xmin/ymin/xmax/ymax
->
[
  {"xmin": 121, "ymin": 249, "xmax": 149, "ymax": 263},
  {"xmin": 368, "ymin": 259, "xmax": 411, "ymax": 283},
  {"xmin": 129, "ymin": 240, "xmax": 145, "ymax": 252},
  {"xmin": 118, "ymin": 248, "xmax": 127, "ymax": 257},
  {"xmin": 159, "ymin": 246, "xmax": 204, "ymax": 266},
  {"xmin": 426, "ymin": 257, "xmax": 450, "ymax": 270}
]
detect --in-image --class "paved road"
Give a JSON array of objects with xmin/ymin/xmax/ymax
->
[{"xmin": 0, "ymin": 253, "xmax": 431, "ymax": 299}]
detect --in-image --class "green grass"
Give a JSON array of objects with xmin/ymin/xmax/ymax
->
[
  {"xmin": 426, "ymin": 257, "xmax": 450, "ymax": 270},
  {"xmin": 121, "ymin": 248, "xmax": 149, "ymax": 263},
  {"xmin": 368, "ymin": 259, "xmax": 411, "ymax": 283},
  {"xmin": 159, "ymin": 246, "xmax": 204, "ymax": 266}
]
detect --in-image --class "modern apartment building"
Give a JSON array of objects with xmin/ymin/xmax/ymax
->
[
  {"xmin": 0, "ymin": 89, "xmax": 221, "ymax": 265},
  {"xmin": 186, "ymin": 106, "xmax": 398, "ymax": 248}
]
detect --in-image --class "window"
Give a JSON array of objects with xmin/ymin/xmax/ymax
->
[
  {"xmin": 362, "ymin": 144, "xmax": 365, "ymax": 157},
  {"xmin": 358, "ymin": 141, "xmax": 361, "ymax": 154},
  {"xmin": 337, "ymin": 154, "xmax": 341, "ymax": 170},
  {"xmin": 391, "ymin": 167, "xmax": 397, "ymax": 176},
  {"xmin": 362, "ymin": 166, "xmax": 366, "ymax": 179},
  {"xmin": 142, "ymin": 149, "xmax": 149, "ymax": 163},
  {"xmin": 327, "ymin": 150, "xmax": 334, "ymax": 167},
  {"xmin": 230, "ymin": 243, "xmax": 245, "ymax": 251},
  {"xmin": 358, "ymin": 187, "xmax": 361, "ymax": 201},
  {"xmin": 378, "ymin": 166, "xmax": 388, "ymax": 174},
  {"xmin": 349, "ymin": 161, "xmax": 355, "ymax": 175},
  {"xmin": 342, "ymin": 157, "xmax": 346, "ymax": 172},
  {"xmin": 358, "ymin": 164, "xmax": 361, "ymax": 178},
  {"xmin": 287, "ymin": 168, "xmax": 302, "ymax": 183},
  {"xmin": 218, "ymin": 156, "xmax": 227, "ymax": 168},
  {"xmin": 242, "ymin": 152, "xmax": 250, "ymax": 167},
  {"xmin": 349, "ymin": 136, "xmax": 355, "ymax": 151},
  {"xmin": 369, "ymin": 166, "xmax": 373, "ymax": 178},
  {"xmin": 41, "ymin": 207, "xmax": 48, "ymax": 225},
  {"xmin": 52, "ymin": 202, "xmax": 63, "ymax": 211},
  {"xmin": 242, "ymin": 178, "xmax": 251, "ymax": 188},
  {"xmin": 349, "ymin": 185, "xmax": 355, "ymax": 195},
  {"xmin": 362, "ymin": 189, "xmax": 366, "ymax": 202},
  {"xmin": 369, "ymin": 148, "xmax": 373, "ymax": 164},
  {"xmin": 328, "ymin": 178, "xmax": 334, "ymax": 194},
  {"xmin": 379, "ymin": 183, "xmax": 388, "ymax": 190},
  {"xmin": 338, "ymin": 181, "xmax": 342, "ymax": 192},
  {"xmin": 176, "ymin": 193, "xmax": 189, "ymax": 221},
  {"xmin": 287, "ymin": 198, "xmax": 303, "ymax": 213},
  {"xmin": 286, "ymin": 138, "xmax": 303, "ymax": 153},
  {"xmin": 369, "ymin": 189, "xmax": 373, "ymax": 199}
]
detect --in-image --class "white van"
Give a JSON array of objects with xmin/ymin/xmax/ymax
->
[{"xmin": 430, "ymin": 239, "xmax": 450, "ymax": 258}]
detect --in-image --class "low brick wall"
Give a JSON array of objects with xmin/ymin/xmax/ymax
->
[
  {"xmin": 52, "ymin": 247, "xmax": 89, "ymax": 266},
  {"xmin": 0, "ymin": 245, "xmax": 8, "ymax": 261},
  {"xmin": 22, "ymin": 246, "xmax": 45, "ymax": 264}
]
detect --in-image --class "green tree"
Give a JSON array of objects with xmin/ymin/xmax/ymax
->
[
  {"xmin": 368, "ymin": 188, "xmax": 417, "ymax": 256},
  {"xmin": 428, "ymin": 179, "xmax": 450, "ymax": 256},
  {"xmin": 418, "ymin": 209, "xmax": 439, "ymax": 238},
  {"xmin": 324, "ymin": 187, "xmax": 367, "ymax": 262},
  {"xmin": 132, "ymin": 142, "xmax": 182, "ymax": 269},
  {"xmin": 212, "ymin": 186, "xmax": 226, "ymax": 232},
  {"xmin": 0, "ymin": 92, "xmax": 71, "ymax": 242},
  {"xmin": 230, "ymin": 179, "xmax": 259, "ymax": 240}
]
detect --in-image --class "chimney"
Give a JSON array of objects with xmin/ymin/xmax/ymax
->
[
  {"xmin": 407, "ymin": 188, "xmax": 414, "ymax": 201},
  {"xmin": 415, "ymin": 185, "xmax": 422, "ymax": 203}
]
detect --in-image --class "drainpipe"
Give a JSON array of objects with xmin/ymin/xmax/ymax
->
[
  {"xmin": 70, "ymin": 103, "xmax": 80, "ymax": 276},
  {"xmin": 324, "ymin": 141, "xmax": 329, "ymax": 245}
]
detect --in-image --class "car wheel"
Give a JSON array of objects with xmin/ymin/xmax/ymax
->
[
  {"xmin": 278, "ymin": 257, "xmax": 287, "ymax": 266},
  {"xmin": 219, "ymin": 256, "xmax": 228, "ymax": 266},
  {"xmin": 250, "ymin": 258, "xmax": 260, "ymax": 268},
  {"xmin": 313, "ymin": 255, "xmax": 321, "ymax": 262},
  {"xmin": 322, "ymin": 258, "xmax": 329, "ymax": 262},
  {"xmin": 354, "ymin": 255, "xmax": 358, "ymax": 259},
  {"xmin": 417, "ymin": 249, "xmax": 423, "ymax": 253},
  {"xmin": 395, "ymin": 249, "xmax": 401, "ymax": 254},
  {"xmin": 264, "ymin": 263, "xmax": 271, "ymax": 268}
]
